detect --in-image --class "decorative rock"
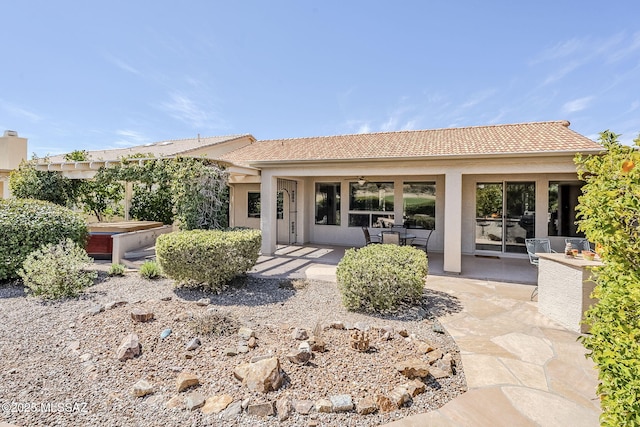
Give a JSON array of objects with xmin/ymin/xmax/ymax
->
[
  {"xmin": 376, "ymin": 395, "xmax": 396, "ymax": 413},
  {"xmin": 432, "ymin": 321, "xmax": 445, "ymax": 334},
  {"xmin": 130, "ymin": 308, "xmax": 154, "ymax": 323},
  {"xmin": 233, "ymin": 357, "xmax": 283, "ymax": 393},
  {"xmin": 293, "ymin": 400, "xmax": 315, "ymax": 415},
  {"xmin": 315, "ymin": 399, "xmax": 332, "ymax": 413},
  {"xmin": 87, "ymin": 305, "xmax": 104, "ymax": 316},
  {"xmin": 388, "ymin": 385, "xmax": 412, "ymax": 408},
  {"xmin": 417, "ymin": 341, "xmax": 435, "ymax": 354},
  {"xmin": 329, "ymin": 321, "xmax": 345, "ymax": 330},
  {"xmin": 398, "ymin": 329, "xmax": 409, "ymax": 337},
  {"xmin": 292, "ymin": 328, "xmax": 309, "ymax": 340},
  {"xmin": 427, "ymin": 348, "xmax": 444, "ymax": 364},
  {"xmin": 176, "ymin": 372, "xmax": 199, "ymax": 392},
  {"xmin": 405, "ymin": 379, "xmax": 426, "ymax": 396},
  {"xmin": 381, "ymin": 331, "xmax": 392, "ymax": 341},
  {"xmin": 116, "ymin": 333, "xmax": 141, "ymax": 361},
  {"xmin": 201, "ymin": 394, "xmax": 233, "ymax": 414},
  {"xmin": 185, "ymin": 338, "xmax": 201, "ymax": 351},
  {"xmin": 349, "ymin": 330, "xmax": 370, "ymax": 352},
  {"xmin": 238, "ymin": 327, "xmax": 255, "ymax": 340},
  {"xmin": 276, "ymin": 397, "xmax": 292, "ymax": 421},
  {"xmin": 185, "ymin": 392, "xmax": 206, "ymax": 410},
  {"xmin": 247, "ymin": 401, "xmax": 275, "ymax": 417},
  {"xmin": 160, "ymin": 295, "xmax": 172, "ymax": 301},
  {"xmin": 224, "ymin": 347, "xmax": 238, "ymax": 356},
  {"xmin": 79, "ymin": 353, "xmax": 92, "ymax": 362},
  {"xmin": 160, "ymin": 328, "xmax": 172, "ymax": 339},
  {"xmin": 131, "ymin": 379, "xmax": 154, "ymax": 397},
  {"xmin": 241, "ymin": 398, "xmax": 251, "ymax": 409},
  {"xmin": 237, "ymin": 344, "xmax": 250, "ymax": 354},
  {"xmin": 165, "ymin": 395, "xmax": 183, "ymax": 409},
  {"xmin": 329, "ymin": 394, "xmax": 353, "ymax": 412},
  {"xmin": 68, "ymin": 340, "xmax": 80, "ymax": 351},
  {"xmin": 105, "ymin": 300, "xmax": 128, "ymax": 310},
  {"xmin": 356, "ymin": 397, "xmax": 377, "ymax": 415},
  {"xmin": 298, "ymin": 341, "xmax": 311, "ymax": 352},
  {"xmin": 308, "ymin": 337, "xmax": 326, "ymax": 352},
  {"xmin": 396, "ymin": 358, "xmax": 430, "ymax": 379},
  {"xmin": 431, "ymin": 353, "xmax": 454, "ymax": 378},
  {"xmin": 184, "ymin": 353, "xmax": 194, "ymax": 360},
  {"xmin": 221, "ymin": 400, "xmax": 243, "ymax": 420},
  {"xmin": 287, "ymin": 349, "xmax": 311, "ymax": 365},
  {"xmin": 247, "ymin": 336, "xmax": 257, "ymax": 348},
  {"xmin": 196, "ymin": 298, "xmax": 210, "ymax": 306}
]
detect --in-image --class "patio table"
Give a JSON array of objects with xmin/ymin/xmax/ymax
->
[{"xmin": 376, "ymin": 232, "xmax": 416, "ymax": 245}]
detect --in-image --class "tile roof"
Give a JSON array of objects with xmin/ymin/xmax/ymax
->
[
  {"xmin": 45, "ymin": 134, "xmax": 253, "ymax": 163},
  {"xmin": 220, "ymin": 121, "xmax": 602, "ymax": 166}
]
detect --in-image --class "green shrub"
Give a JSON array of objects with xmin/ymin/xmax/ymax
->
[
  {"xmin": 156, "ymin": 228, "xmax": 261, "ymax": 290},
  {"xmin": 19, "ymin": 239, "xmax": 97, "ymax": 299},
  {"xmin": 336, "ymin": 244, "xmax": 427, "ymax": 312},
  {"xmin": 575, "ymin": 130, "xmax": 640, "ymax": 426},
  {"xmin": 0, "ymin": 199, "xmax": 88, "ymax": 281},
  {"xmin": 108, "ymin": 263, "xmax": 126, "ymax": 276},
  {"xmin": 139, "ymin": 260, "xmax": 162, "ymax": 279}
]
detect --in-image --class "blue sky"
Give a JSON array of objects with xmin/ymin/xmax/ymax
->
[{"xmin": 2, "ymin": 1, "xmax": 639, "ymax": 157}]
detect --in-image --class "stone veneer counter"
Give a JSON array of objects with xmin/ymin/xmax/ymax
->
[{"xmin": 537, "ymin": 253, "xmax": 602, "ymax": 333}]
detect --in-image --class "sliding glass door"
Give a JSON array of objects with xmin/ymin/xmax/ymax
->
[{"xmin": 475, "ymin": 182, "xmax": 535, "ymax": 254}]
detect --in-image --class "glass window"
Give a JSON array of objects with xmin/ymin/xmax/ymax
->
[
  {"xmin": 248, "ymin": 192, "xmax": 261, "ymax": 218},
  {"xmin": 348, "ymin": 181, "xmax": 394, "ymax": 227},
  {"xmin": 403, "ymin": 182, "xmax": 435, "ymax": 229},
  {"xmin": 548, "ymin": 182, "xmax": 584, "ymax": 237},
  {"xmin": 315, "ymin": 183, "xmax": 340, "ymax": 225}
]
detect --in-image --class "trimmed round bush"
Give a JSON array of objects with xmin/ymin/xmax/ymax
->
[
  {"xmin": 19, "ymin": 238, "xmax": 97, "ymax": 299},
  {"xmin": 0, "ymin": 198, "xmax": 88, "ymax": 280},
  {"xmin": 156, "ymin": 228, "xmax": 261, "ymax": 290},
  {"xmin": 336, "ymin": 244, "xmax": 428, "ymax": 312}
]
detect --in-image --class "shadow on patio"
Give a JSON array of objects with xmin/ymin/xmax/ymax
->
[{"xmin": 251, "ymin": 244, "xmax": 538, "ymax": 286}]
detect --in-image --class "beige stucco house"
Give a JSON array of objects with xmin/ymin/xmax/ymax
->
[
  {"xmin": 218, "ymin": 120, "xmax": 603, "ymax": 274},
  {"xmin": 0, "ymin": 130, "xmax": 28, "ymax": 198},
  {"xmin": 30, "ymin": 120, "xmax": 602, "ymax": 274}
]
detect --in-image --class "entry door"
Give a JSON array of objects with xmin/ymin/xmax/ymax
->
[
  {"xmin": 276, "ymin": 179, "xmax": 297, "ymax": 245},
  {"xmin": 475, "ymin": 182, "xmax": 535, "ymax": 254}
]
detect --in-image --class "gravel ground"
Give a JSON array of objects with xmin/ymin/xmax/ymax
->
[{"xmin": 0, "ymin": 266, "xmax": 466, "ymax": 427}]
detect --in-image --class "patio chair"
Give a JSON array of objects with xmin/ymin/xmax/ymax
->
[
  {"xmin": 410, "ymin": 229, "xmax": 433, "ymax": 255},
  {"xmin": 362, "ymin": 227, "xmax": 381, "ymax": 246},
  {"xmin": 381, "ymin": 231, "xmax": 401, "ymax": 245},
  {"xmin": 525, "ymin": 238, "xmax": 555, "ymax": 300},
  {"xmin": 564, "ymin": 238, "xmax": 591, "ymax": 252}
]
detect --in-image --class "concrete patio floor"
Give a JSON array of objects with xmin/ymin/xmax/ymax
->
[{"xmin": 253, "ymin": 245, "xmax": 601, "ymax": 427}]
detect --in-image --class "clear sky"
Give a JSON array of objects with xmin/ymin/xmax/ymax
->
[{"xmin": 2, "ymin": 1, "xmax": 639, "ymax": 157}]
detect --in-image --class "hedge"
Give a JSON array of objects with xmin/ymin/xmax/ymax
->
[
  {"xmin": 156, "ymin": 228, "xmax": 261, "ymax": 291},
  {"xmin": 336, "ymin": 244, "xmax": 427, "ymax": 312},
  {"xmin": 0, "ymin": 199, "xmax": 88, "ymax": 280}
]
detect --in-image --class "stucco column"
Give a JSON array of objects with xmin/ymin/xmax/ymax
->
[
  {"xmin": 444, "ymin": 171, "xmax": 462, "ymax": 273},
  {"xmin": 260, "ymin": 172, "xmax": 277, "ymax": 255}
]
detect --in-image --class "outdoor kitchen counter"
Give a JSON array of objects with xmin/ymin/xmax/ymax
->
[{"xmin": 537, "ymin": 252, "xmax": 602, "ymax": 333}]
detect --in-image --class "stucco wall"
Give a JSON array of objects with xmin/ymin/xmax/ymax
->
[{"xmin": 229, "ymin": 183, "xmax": 261, "ymax": 230}]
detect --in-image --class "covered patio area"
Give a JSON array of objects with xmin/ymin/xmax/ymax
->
[{"xmin": 250, "ymin": 245, "xmax": 538, "ymax": 286}]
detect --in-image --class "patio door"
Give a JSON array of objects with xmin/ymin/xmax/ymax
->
[
  {"xmin": 277, "ymin": 179, "xmax": 297, "ymax": 245},
  {"xmin": 475, "ymin": 181, "xmax": 535, "ymax": 254}
]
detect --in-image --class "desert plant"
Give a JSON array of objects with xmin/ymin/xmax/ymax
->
[
  {"xmin": 575, "ymin": 130, "xmax": 640, "ymax": 426},
  {"xmin": 187, "ymin": 310, "xmax": 239, "ymax": 336},
  {"xmin": 108, "ymin": 263, "xmax": 126, "ymax": 276},
  {"xmin": 336, "ymin": 244, "xmax": 427, "ymax": 312},
  {"xmin": 156, "ymin": 228, "xmax": 261, "ymax": 291},
  {"xmin": 0, "ymin": 199, "xmax": 88, "ymax": 280},
  {"xmin": 139, "ymin": 260, "xmax": 162, "ymax": 279},
  {"xmin": 19, "ymin": 239, "xmax": 97, "ymax": 299}
]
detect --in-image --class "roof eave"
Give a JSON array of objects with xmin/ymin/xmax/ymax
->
[{"xmin": 244, "ymin": 148, "xmax": 605, "ymax": 167}]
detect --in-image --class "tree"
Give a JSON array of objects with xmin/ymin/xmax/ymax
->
[
  {"xmin": 575, "ymin": 130, "xmax": 640, "ymax": 426},
  {"xmin": 9, "ymin": 160, "xmax": 75, "ymax": 206}
]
